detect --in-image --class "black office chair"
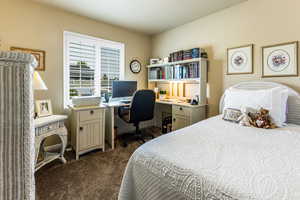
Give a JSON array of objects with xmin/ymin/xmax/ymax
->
[{"xmin": 118, "ymin": 89, "xmax": 156, "ymax": 147}]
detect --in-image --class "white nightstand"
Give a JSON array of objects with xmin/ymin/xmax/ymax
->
[{"xmin": 34, "ymin": 115, "xmax": 68, "ymax": 171}]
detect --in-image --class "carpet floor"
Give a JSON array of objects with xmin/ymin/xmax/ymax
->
[{"xmin": 35, "ymin": 127, "xmax": 161, "ymax": 200}]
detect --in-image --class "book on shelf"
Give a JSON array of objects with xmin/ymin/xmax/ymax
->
[{"xmin": 149, "ymin": 62, "xmax": 199, "ymax": 80}]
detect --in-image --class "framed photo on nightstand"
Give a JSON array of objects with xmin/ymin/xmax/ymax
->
[{"xmin": 35, "ymin": 100, "xmax": 53, "ymax": 117}]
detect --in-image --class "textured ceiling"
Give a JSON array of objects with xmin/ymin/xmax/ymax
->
[{"xmin": 34, "ymin": 0, "xmax": 247, "ymax": 35}]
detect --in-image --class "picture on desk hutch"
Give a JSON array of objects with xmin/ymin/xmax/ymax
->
[
  {"xmin": 227, "ymin": 44, "xmax": 253, "ymax": 75},
  {"xmin": 262, "ymin": 41, "xmax": 298, "ymax": 77}
]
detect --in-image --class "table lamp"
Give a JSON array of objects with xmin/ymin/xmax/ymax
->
[
  {"xmin": 33, "ymin": 71, "xmax": 47, "ymax": 118},
  {"xmin": 33, "ymin": 71, "xmax": 48, "ymax": 90}
]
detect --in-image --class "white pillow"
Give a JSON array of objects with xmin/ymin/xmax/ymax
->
[{"xmin": 223, "ymin": 87, "xmax": 289, "ymax": 127}]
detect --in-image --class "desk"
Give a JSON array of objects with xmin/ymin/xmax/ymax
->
[
  {"xmin": 103, "ymin": 99, "xmax": 206, "ymax": 147},
  {"xmin": 102, "ymin": 101, "xmax": 130, "ymax": 149},
  {"xmin": 154, "ymin": 99, "xmax": 207, "ymax": 131}
]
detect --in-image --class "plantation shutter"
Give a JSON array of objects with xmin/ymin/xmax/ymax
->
[
  {"xmin": 100, "ymin": 47, "xmax": 121, "ymax": 95},
  {"xmin": 67, "ymin": 39, "xmax": 100, "ymax": 98},
  {"xmin": 64, "ymin": 31, "xmax": 124, "ymax": 107}
]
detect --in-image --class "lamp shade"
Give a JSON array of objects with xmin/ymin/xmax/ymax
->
[{"xmin": 33, "ymin": 71, "xmax": 48, "ymax": 90}]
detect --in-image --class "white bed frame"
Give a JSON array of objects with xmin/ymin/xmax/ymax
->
[{"xmin": 219, "ymin": 81, "xmax": 300, "ymax": 125}]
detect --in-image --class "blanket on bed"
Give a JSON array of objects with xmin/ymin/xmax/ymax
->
[{"xmin": 119, "ymin": 116, "xmax": 300, "ymax": 200}]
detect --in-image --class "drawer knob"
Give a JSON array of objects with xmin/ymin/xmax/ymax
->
[
  {"xmin": 173, "ymin": 118, "xmax": 176, "ymax": 122},
  {"xmin": 179, "ymin": 107, "xmax": 183, "ymax": 111},
  {"xmin": 90, "ymin": 110, "xmax": 94, "ymax": 115},
  {"xmin": 79, "ymin": 127, "xmax": 83, "ymax": 131}
]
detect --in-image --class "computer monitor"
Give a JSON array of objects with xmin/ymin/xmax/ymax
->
[{"xmin": 112, "ymin": 81, "xmax": 137, "ymax": 98}]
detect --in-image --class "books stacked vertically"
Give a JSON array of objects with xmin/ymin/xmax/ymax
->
[
  {"xmin": 169, "ymin": 50, "xmax": 184, "ymax": 62},
  {"xmin": 169, "ymin": 48, "xmax": 207, "ymax": 62},
  {"xmin": 173, "ymin": 62, "xmax": 199, "ymax": 79},
  {"xmin": 149, "ymin": 67, "xmax": 162, "ymax": 79},
  {"xmin": 164, "ymin": 66, "xmax": 174, "ymax": 80}
]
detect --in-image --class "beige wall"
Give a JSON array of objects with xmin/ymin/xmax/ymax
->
[
  {"xmin": 0, "ymin": 0, "xmax": 151, "ymax": 114},
  {"xmin": 152, "ymin": 0, "xmax": 300, "ymax": 116}
]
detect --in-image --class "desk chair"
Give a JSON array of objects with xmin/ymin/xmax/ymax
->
[{"xmin": 118, "ymin": 89, "xmax": 155, "ymax": 147}]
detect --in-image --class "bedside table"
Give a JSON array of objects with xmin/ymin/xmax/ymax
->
[{"xmin": 34, "ymin": 115, "xmax": 68, "ymax": 171}]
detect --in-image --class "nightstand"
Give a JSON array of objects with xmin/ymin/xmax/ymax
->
[{"xmin": 34, "ymin": 115, "xmax": 68, "ymax": 171}]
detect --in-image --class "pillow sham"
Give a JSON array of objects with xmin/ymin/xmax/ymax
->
[{"xmin": 223, "ymin": 87, "xmax": 288, "ymax": 127}]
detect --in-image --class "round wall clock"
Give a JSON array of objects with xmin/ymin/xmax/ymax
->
[{"xmin": 130, "ymin": 59, "xmax": 141, "ymax": 73}]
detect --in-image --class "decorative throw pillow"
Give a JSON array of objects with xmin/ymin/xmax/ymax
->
[{"xmin": 222, "ymin": 108, "xmax": 242, "ymax": 123}]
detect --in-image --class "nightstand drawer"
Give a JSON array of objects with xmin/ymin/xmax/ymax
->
[
  {"xmin": 172, "ymin": 105, "xmax": 191, "ymax": 116},
  {"xmin": 79, "ymin": 109, "xmax": 102, "ymax": 122}
]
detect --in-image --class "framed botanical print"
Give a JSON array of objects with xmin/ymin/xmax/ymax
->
[
  {"xmin": 262, "ymin": 41, "xmax": 298, "ymax": 77},
  {"xmin": 227, "ymin": 44, "xmax": 253, "ymax": 75},
  {"xmin": 10, "ymin": 47, "xmax": 46, "ymax": 71}
]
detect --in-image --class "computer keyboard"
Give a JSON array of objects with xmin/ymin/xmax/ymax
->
[{"xmin": 120, "ymin": 100, "xmax": 131, "ymax": 104}]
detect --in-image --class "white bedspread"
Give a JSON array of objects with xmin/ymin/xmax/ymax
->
[{"xmin": 119, "ymin": 116, "xmax": 300, "ymax": 200}]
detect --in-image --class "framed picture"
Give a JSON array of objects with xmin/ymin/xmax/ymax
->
[
  {"xmin": 150, "ymin": 58, "xmax": 160, "ymax": 65},
  {"xmin": 227, "ymin": 44, "xmax": 253, "ymax": 75},
  {"xmin": 35, "ymin": 100, "xmax": 53, "ymax": 117},
  {"xmin": 262, "ymin": 41, "xmax": 298, "ymax": 77},
  {"xmin": 10, "ymin": 47, "xmax": 46, "ymax": 71}
]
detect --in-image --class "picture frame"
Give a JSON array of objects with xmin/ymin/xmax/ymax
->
[
  {"xmin": 10, "ymin": 47, "xmax": 46, "ymax": 71},
  {"xmin": 150, "ymin": 58, "xmax": 160, "ymax": 65},
  {"xmin": 227, "ymin": 44, "xmax": 253, "ymax": 75},
  {"xmin": 35, "ymin": 100, "xmax": 53, "ymax": 117},
  {"xmin": 262, "ymin": 41, "xmax": 298, "ymax": 77}
]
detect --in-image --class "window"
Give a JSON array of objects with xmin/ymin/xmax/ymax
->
[{"xmin": 64, "ymin": 31, "xmax": 124, "ymax": 107}]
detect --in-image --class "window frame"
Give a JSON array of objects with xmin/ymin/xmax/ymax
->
[{"xmin": 63, "ymin": 31, "xmax": 125, "ymax": 108}]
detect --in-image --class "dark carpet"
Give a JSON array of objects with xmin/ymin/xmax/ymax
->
[{"xmin": 35, "ymin": 127, "xmax": 161, "ymax": 200}]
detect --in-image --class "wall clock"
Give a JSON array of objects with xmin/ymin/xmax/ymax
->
[{"xmin": 130, "ymin": 59, "xmax": 141, "ymax": 73}]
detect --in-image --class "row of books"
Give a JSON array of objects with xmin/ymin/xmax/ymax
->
[
  {"xmin": 149, "ymin": 63, "xmax": 199, "ymax": 80},
  {"xmin": 169, "ymin": 48, "xmax": 207, "ymax": 62}
]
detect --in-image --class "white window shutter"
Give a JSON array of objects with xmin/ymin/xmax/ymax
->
[
  {"xmin": 100, "ymin": 47, "xmax": 121, "ymax": 95},
  {"xmin": 64, "ymin": 31, "xmax": 124, "ymax": 107}
]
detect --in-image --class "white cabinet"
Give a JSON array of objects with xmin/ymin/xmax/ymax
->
[
  {"xmin": 70, "ymin": 106, "xmax": 106, "ymax": 160},
  {"xmin": 172, "ymin": 105, "xmax": 206, "ymax": 131}
]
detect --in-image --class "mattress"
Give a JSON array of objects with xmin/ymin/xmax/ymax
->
[{"xmin": 118, "ymin": 116, "xmax": 300, "ymax": 200}]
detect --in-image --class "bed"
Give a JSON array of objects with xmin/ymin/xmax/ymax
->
[{"xmin": 118, "ymin": 81, "xmax": 300, "ymax": 200}]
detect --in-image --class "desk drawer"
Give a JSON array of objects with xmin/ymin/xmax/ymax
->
[
  {"xmin": 172, "ymin": 105, "xmax": 191, "ymax": 116},
  {"xmin": 79, "ymin": 109, "xmax": 103, "ymax": 122}
]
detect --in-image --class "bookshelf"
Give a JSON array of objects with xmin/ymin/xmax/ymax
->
[
  {"xmin": 147, "ymin": 57, "xmax": 208, "ymax": 105},
  {"xmin": 147, "ymin": 58, "xmax": 207, "ymax": 83}
]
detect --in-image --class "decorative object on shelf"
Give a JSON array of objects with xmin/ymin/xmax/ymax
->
[
  {"xmin": 227, "ymin": 44, "xmax": 253, "ymax": 75},
  {"xmin": 35, "ymin": 99, "xmax": 53, "ymax": 117},
  {"xmin": 163, "ymin": 57, "xmax": 169, "ymax": 63},
  {"xmin": 130, "ymin": 59, "xmax": 142, "ymax": 73},
  {"xmin": 150, "ymin": 58, "xmax": 160, "ymax": 65},
  {"xmin": 262, "ymin": 41, "xmax": 298, "ymax": 77},
  {"xmin": 159, "ymin": 90, "xmax": 167, "ymax": 100},
  {"xmin": 10, "ymin": 47, "xmax": 46, "ymax": 71}
]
